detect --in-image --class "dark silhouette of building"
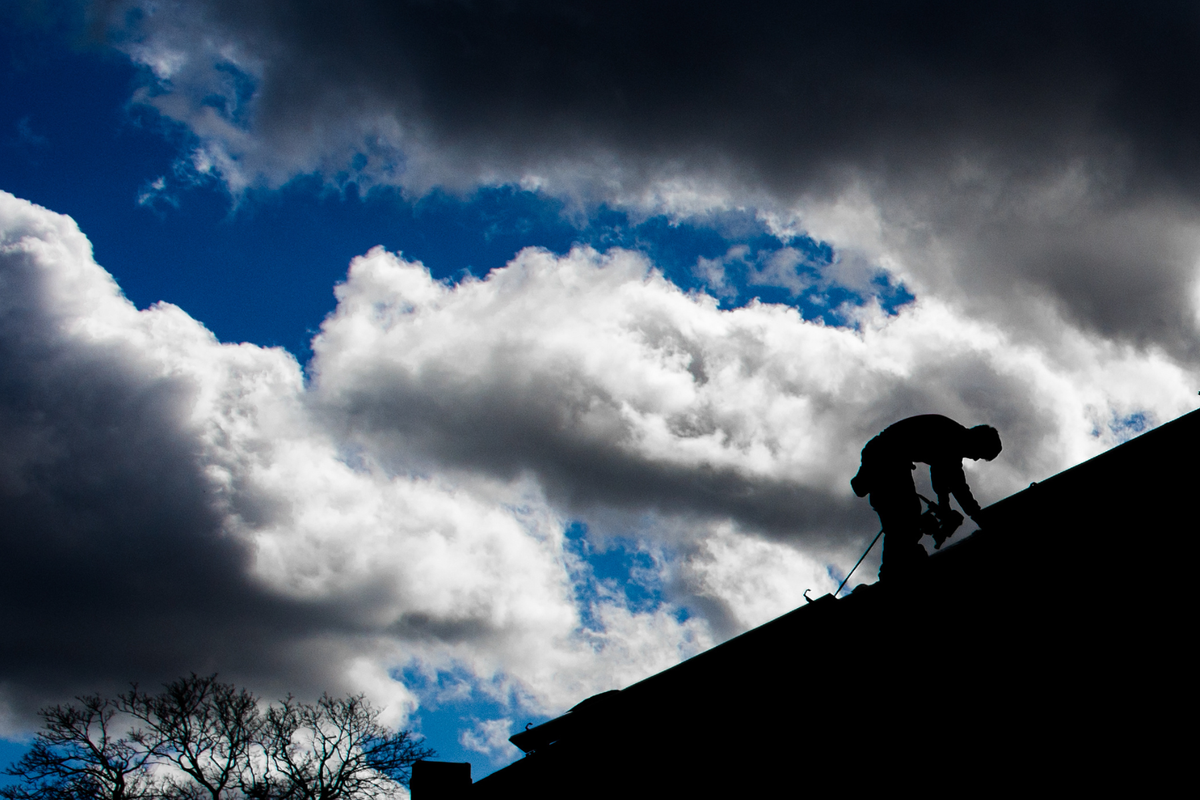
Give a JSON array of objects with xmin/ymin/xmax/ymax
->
[
  {"xmin": 411, "ymin": 760, "xmax": 471, "ymax": 799},
  {"xmin": 425, "ymin": 408, "xmax": 1194, "ymax": 798}
]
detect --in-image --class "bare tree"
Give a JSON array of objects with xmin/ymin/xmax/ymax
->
[
  {"xmin": 1, "ymin": 695, "xmax": 161, "ymax": 800},
  {"xmin": 3, "ymin": 679, "xmax": 433, "ymax": 800},
  {"xmin": 260, "ymin": 694, "xmax": 434, "ymax": 800},
  {"xmin": 121, "ymin": 675, "xmax": 263, "ymax": 800}
]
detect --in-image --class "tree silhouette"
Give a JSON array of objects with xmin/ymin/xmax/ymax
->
[
  {"xmin": 260, "ymin": 694, "xmax": 434, "ymax": 800},
  {"xmin": 1, "ymin": 695, "xmax": 160, "ymax": 800},
  {"xmin": 122, "ymin": 675, "xmax": 263, "ymax": 800},
  {"xmin": 2, "ymin": 677, "xmax": 434, "ymax": 800}
]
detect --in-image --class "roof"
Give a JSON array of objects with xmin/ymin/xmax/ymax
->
[{"xmin": 469, "ymin": 408, "xmax": 1196, "ymax": 797}]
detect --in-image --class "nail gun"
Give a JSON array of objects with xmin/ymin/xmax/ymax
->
[{"xmin": 916, "ymin": 494, "xmax": 964, "ymax": 549}]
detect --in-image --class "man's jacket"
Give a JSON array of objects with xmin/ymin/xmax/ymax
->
[{"xmin": 851, "ymin": 414, "xmax": 983, "ymax": 517}]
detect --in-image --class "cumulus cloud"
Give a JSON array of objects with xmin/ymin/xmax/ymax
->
[
  {"xmin": 0, "ymin": 189, "xmax": 1193, "ymax": 735},
  {"xmin": 0, "ymin": 192, "xmax": 709, "ymax": 731},
  {"xmin": 76, "ymin": 0, "xmax": 1200, "ymax": 358},
  {"xmin": 313, "ymin": 243, "xmax": 1193, "ymax": 540}
]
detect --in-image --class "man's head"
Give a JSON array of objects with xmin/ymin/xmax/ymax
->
[{"xmin": 966, "ymin": 425, "xmax": 1002, "ymax": 460}]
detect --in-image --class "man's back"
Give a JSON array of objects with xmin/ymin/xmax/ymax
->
[{"xmin": 866, "ymin": 414, "xmax": 974, "ymax": 467}]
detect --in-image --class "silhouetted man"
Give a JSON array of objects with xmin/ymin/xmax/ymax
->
[{"xmin": 851, "ymin": 415, "xmax": 1002, "ymax": 580}]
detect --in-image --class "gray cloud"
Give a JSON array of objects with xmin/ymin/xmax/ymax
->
[
  {"xmin": 325, "ymin": 365, "xmax": 872, "ymax": 543},
  {"xmin": 94, "ymin": 1, "xmax": 1200, "ymax": 185},
  {"xmin": 0, "ymin": 212, "xmax": 289, "ymax": 718},
  {"xmin": 0, "ymin": 195, "xmax": 718, "ymax": 726},
  {"xmin": 80, "ymin": 0, "xmax": 1200, "ymax": 361},
  {"xmin": 309, "ymin": 243, "xmax": 1187, "ymax": 577}
]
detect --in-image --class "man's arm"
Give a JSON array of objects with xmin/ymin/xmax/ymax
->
[{"xmin": 931, "ymin": 461, "xmax": 982, "ymax": 519}]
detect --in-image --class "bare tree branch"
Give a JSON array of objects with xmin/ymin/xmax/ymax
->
[
  {"xmin": 1, "ymin": 695, "xmax": 162, "ymax": 800},
  {"xmin": 121, "ymin": 675, "xmax": 263, "ymax": 800},
  {"xmin": 3, "ymin": 679, "xmax": 432, "ymax": 800},
  {"xmin": 261, "ymin": 694, "xmax": 433, "ymax": 799}
]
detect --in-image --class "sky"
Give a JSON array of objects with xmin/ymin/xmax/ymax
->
[{"xmin": 1, "ymin": 0, "xmax": 1198, "ymax": 782}]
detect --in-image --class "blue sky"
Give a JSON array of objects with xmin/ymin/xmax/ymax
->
[
  {"xmin": 2, "ymin": 1, "xmax": 1197, "ymax": 787},
  {"xmin": 0, "ymin": 17, "xmax": 906, "ymax": 779}
]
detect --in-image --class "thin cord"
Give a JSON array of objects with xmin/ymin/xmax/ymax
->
[{"xmin": 835, "ymin": 527, "xmax": 883, "ymax": 598}]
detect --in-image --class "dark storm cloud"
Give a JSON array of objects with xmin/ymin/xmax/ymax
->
[
  {"xmin": 97, "ymin": 0, "xmax": 1200, "ymax": 186},
  {"xmin": 90, "ymin": 0, "xmax": 1200, "ymax": 357},
  {"xmin": 0, "ymin": 325, "xmax": 380, "ymax": 722},
  {"xmin": 2, "ymin": 238, "xmax": 233, "ymax": 712}
]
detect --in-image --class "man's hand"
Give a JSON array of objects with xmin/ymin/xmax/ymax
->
[{"xmin": 930, "ymin": 505, "xmax": 964, "ymax": 549}]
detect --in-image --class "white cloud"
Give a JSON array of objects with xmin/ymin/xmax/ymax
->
[
  {"xmin": 0, "ymin": 191, "xmax": 707, "ymax": 729},
  {"xmin": 747, "ymin": 247, "xmax": 812, "ymax": 296},
  {"xmin": 459, "ymin": 718, "xmax": 520, "ymax": 763},
  {"xmin": 682, "ymin": 523, "xmax": 845, "ymax": 631},
  {"xmin": 313, "ymin": 243, "xmax": 1194, "ymax": 519}
]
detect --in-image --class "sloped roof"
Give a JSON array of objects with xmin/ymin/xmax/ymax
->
[{"xmin": 471, "ymin": 408, "xmax": 1195, "ymax": 797}]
